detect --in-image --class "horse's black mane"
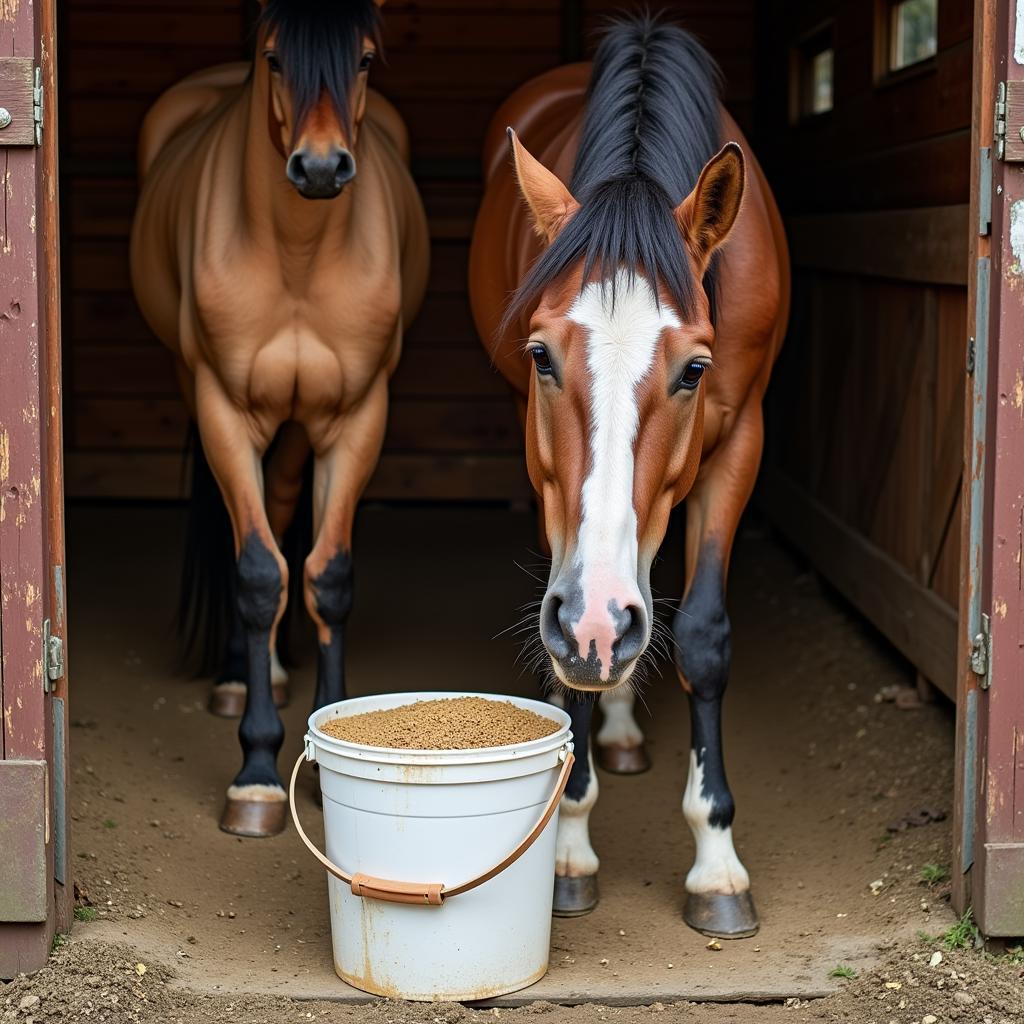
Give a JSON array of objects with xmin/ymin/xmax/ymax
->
[
  {"xmin": 260, "ymin": 0, "xmax": 381, "ymax": 138},
  {"xmin": 507, "ymin": 13, "xmax": 722, "ymax": 327}
]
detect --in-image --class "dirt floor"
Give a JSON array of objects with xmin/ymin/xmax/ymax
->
[{"xmin": 5, "ymin": 503, "xmax": 1022, "ymax": 1022}]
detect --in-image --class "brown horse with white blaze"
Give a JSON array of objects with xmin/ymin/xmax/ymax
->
[
  {"xmin": 130, "ymin": 0, "xmax": 428, "ymax": 837},
  {"xmin": 469, "ymin": 16, "xmax": 789, "ymax": 934}
]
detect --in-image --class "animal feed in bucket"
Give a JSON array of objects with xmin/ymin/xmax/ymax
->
[{"xmin": 320, "ymin": 695, "xmax": 559, "ymax": 749}]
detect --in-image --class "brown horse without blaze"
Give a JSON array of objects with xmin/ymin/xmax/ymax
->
[
  {"xmin": 470, "ymin": 15, "xmax": 789, "ymax": 933},
  {"xmin": 130, "ymin": 0, "xmax": 428, "ymax": 837}
]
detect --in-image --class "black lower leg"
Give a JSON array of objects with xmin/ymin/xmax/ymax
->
[
  {"xmin": 311, "ymin": 549, "xmax": 353, "ymax": 711},
  {"xmin": 233, "ymin": 534, "xmax": 285, "ymax": 790},
  {"xmin": 564, "ymin": 693, "xmax": 594, "ymax": 802},
  {"xmin": 673, "ymin": 545, "xmax": 734, "ymax": 823}
]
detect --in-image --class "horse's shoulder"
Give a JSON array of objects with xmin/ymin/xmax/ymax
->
[{"xmin": 138, "ymin": 63, "xmax": 249, "ymax": 180}]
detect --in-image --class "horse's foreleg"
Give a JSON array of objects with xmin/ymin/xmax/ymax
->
[
  {"xmin": 553, "ymin": 694, "xmax": 600, "ymax": 916},
  {"xmin": 595, "ymin": 686, "xmax": 650, "ymax": 774},
  {"xmin": 196, "ymin": 381, "xmax": 289, "ymax": 838},
  {"xmin": 673, "ymin": 405, "xmax": 763, "ymax": 939},
  {"xmin": 305, "ymin": 383, "xmax": 388, "ymax": 715},
  {"xmin": 210, "ymin": 423, "xmax": 307, "ymax": 718}
]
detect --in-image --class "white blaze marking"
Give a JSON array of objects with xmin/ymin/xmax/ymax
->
[
  {"xmin": 555, "ymin": 749, "xmax": 599, "ymax": 877},
  {"xmin": 568, "ymin": 271, "xmax": 678, "ymax": 678},
  {"xmin": 597, "ymin": 686, "xmax": 644, "ymax": 748},
  {"xmin": 682, "ymin": 750, "xmax": 750, "ymax": 895}
]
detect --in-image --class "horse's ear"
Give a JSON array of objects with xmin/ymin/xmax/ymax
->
[
  {"xmin": 507, "ymin": 127, "xmax": 579, "ymax": 245},
  {"xmin": 675, "ymin": 142, "xmax": 745, "ymax": 274}
]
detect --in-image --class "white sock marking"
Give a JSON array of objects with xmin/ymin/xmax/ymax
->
[
  {"xmin": 682, "ymin": 750, "xmax": 750, "ymax": 895},
  {"xmin": 597, "ymin": 686, "xmax": 644, "ymax": 748},
  {"xmin": 555, "ymin": 748, "xmax": 599, "ymax": 877}
]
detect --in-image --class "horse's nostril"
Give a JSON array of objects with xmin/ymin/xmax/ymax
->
[
  {"xmin": 615, "ymin": 603, "xmax": 646, "ymax": 663},
  {"xmin": 285, "ymin": 152, "xmax": 308, "ymax": 187},
  {"xmin": 540, "ymin": 594, "xmax": 572, "ymax": 660},
  {"xmin": 335, "ymin": 149, "xmax": 356, "ymax": 185}
]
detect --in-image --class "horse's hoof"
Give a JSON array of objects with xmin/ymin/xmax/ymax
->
[
  {"xmin": 219, "ymin": 787, "xmax": 287, "ymax": 837},
  {"xmin": 553, "ymin": 874, "xmax": 599, "ymax": 917},
  {"xmin": 596, "ymin": 742, "xmax": 651, "ymax": 775},
  {"xmin": 683, "ymin": 891, "xmax": 759, "ymax": 939},
  {"xmin": 209, "ymin": 681, "xmax": 290, "ymax": 718}
]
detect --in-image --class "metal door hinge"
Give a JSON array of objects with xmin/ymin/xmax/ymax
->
[
  {"xmin": 995, "ymin": 82, "xmax": 1007, "ymax": 160},
  {"xmin": 994, "ymin": 81, "xmax": 1024, "ymax": 161},
  {"xmin": 42, "ymin": 618, "xmax": 63, "ymax": 691},
  {"xmin": 32, "ymin": 66, "xmax": 42, "ymax": 146},
  {"xmin": 970, "ymin": 612, "xmax": 991, "ymax": 688}
]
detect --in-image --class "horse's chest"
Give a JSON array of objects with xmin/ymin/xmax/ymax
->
[{"xmin": 200, "ymin": 266, "xmax": 400, "ymax": 419}]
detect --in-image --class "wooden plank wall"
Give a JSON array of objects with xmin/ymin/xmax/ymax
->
[
  {"xmin": 60, "ymin": 0, "xmax": 754, "ymax": 500},
  {"xmin": 755, "ymin": 0, "xmax": 972, "ymax": 698}
]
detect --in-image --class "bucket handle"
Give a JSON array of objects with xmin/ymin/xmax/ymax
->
[{"xmin": 288, "ymin": 745, "xmax": 575, "ymax": 906}]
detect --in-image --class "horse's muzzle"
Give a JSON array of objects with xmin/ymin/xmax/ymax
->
[
  {"xmin": 286, "ymin": 147, "xmax": 356, "ymax": 200},
  {"xmin": 539, "ymin": 581, "xmax": 647, "ymax": 690}
]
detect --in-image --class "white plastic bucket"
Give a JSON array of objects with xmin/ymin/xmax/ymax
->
[{"xmin": 290, "ymin": 691, "xmax": 574, "ymax": 1002}]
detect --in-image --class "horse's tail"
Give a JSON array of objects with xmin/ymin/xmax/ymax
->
[{"xmin": 177, "ymin": 424, "xmax": 234, "ymax": 676}]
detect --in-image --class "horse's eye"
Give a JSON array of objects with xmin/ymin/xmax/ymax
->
[
  {"xmin": 359, "ymin": 52, "xmax": 375, "ymax": 71},
  {"xmin": 677, "ymin": 361, "xmax": 706, "ymax": 392},
  {"xmin": 531, "ymin": 346, "xmax": 554, "ymax": 376},
  {"xmin": 266, "ymin": 53, "xmax": 282, "ymax": 74}
]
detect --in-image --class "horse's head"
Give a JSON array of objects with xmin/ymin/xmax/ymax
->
[
  {"xmin": 506, "ymin": 131, "xmax": 745, "ymax": 692},
  {"xmin": 258, "ymin": 0, "xmax": 384, "ymax": 199}
]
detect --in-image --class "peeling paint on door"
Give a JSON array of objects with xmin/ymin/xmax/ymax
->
[{"xmin": 1010, "ymin": 201, "xmax": 1024, "ymax": 276}]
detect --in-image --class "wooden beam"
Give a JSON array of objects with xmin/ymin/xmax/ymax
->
[
  {"xmin": 64, "ymin": 451, "xmax": 532, "ymax": 503},
  {"xmin": 786, "ymin": 205, "xmax": 970, "ymax": 285},
  {"xmin": 758, "ymin": 468, "xmax": 958, "ymax": 700}
]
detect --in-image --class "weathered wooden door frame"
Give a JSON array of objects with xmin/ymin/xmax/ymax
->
[
  {"xmin": 0, "ymin": 0, "xmax": 70, "ymax": 977},
  {"xmin": 953, "ymin": 0, "xmax": 1024, "ymax": 938}
]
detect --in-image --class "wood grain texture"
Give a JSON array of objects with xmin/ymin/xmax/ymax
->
[
  {"xmin": 760, "ymin": 470, "xmax": 958, "ymax": 699},
  {"xmin": 786, "ymin": 205, "xmax": 969, "ymax": 285},
  {"xmin": 0, "ymin": 57, "xmax": 36, "ymax": 146},
  {"xmin": 758, "ymin": 0, "xmax": 971, "ymax": 696}
]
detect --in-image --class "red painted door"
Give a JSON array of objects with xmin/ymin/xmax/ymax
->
[
  {"xmin": 0, "ymin": 0, "xmax": 69, "ymax": 976},
  {"xmin": 954, "ymin": 0, "xmax": 1024, "ymax": 937}
]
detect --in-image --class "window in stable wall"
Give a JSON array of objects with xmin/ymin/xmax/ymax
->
[
  {"xmin": 791, "ymin": 25, "xmax": 834, "ymax": 121},
  {"xmin": 885, "ymin": 0, "xmax": 938, "ymax": 73}
]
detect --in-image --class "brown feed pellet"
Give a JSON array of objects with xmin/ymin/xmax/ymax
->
[{"xmin": 320, "ymin": 696, "xmax": 560, "ymax": 750}]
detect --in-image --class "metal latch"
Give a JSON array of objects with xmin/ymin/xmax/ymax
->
[
  {"xmin": 970, "ymin": 613, "xmax": 991, "ymax": 688},
  {"xmin": 42, "ymin": 618, "xmax": 64, "ymax": 692}
]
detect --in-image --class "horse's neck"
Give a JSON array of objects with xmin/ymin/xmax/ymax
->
[{"xmin": 234, "ymin": 80, "xmax": 361, "ymax": 273}]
